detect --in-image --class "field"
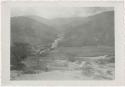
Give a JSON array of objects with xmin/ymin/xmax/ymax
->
[{"xmin": 11, "ymin": 46, "xmax": 115, "ymax": 80}]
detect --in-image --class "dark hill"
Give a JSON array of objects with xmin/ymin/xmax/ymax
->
[
  {"xmin": 11, "ymin": 16, "xmax": 57, "ymax": 46},
  {"xmin": 58, "ymin": 11, "xmax": 114, "ymax": 47}
]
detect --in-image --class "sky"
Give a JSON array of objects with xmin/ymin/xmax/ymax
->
[{"xmin": 11, "ymin": 4, "xmax": 113, "ymax": 19}]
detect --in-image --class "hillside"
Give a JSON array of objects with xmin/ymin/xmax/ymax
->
[
  {"xmin": 11, "ymin": 11, "xmax": 115, "ymax": 80},
  {"xmin": 11, "ymin": 16, "xmax": 57, "ymax": 47},
  {"xmin": 58, "ymin": 11, "xmax": 114, "ymax": 47}
]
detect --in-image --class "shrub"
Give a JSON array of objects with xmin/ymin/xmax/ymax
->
[
  {"xmin": 66, "ymin": 53, "xmax": 77, "ymax": 62},
  {"xmin": 68, "ymin": 57, "xmax": 76, "ymax": 62},
  {"xmin": 82, "ymin": 62, "xmax": 96, "ymax": 76},
  {"xmin": 108, "ymin": 56, "xmax": 115, "ymax": 63},
  {"xmin": 11, "ymin": 42, "xmax": 32, "ymax": 70},
  {"xmin": 96, "ymin": 56, "xmax": 115, "ymax": 65}
]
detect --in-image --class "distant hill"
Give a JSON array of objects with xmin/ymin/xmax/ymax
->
[
  {"xmin": 58, "ymin": 11, "xmax": 114, "ymax": 47},
  {"xmin": 11, "ymin": 11, "xmax": 114, "ymax": 47},
  {"xmin": 11, "ymin": 16, "xmax": 57, "ymax": 47},
  {"xmin": 25, "ymin": 15, "xmax": 62, "ymax": 33}
]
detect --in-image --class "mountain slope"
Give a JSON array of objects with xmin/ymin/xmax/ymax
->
[
  {"xmin": 58, "ymin": 11, "xmax": 114, "ymax": 47},
  {"xmin": 11, "ymin": 16, "xmax": 57, "ymax": 46}
]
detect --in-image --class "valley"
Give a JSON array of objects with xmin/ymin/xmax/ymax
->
[{"xmin": 10, "ymin": 10, "xmax": 115, "ymax": 80}]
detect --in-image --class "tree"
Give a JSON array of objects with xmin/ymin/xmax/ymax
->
[{"xmin": 11, "ymin": 42, "xmax": 32, "ymax": 70}]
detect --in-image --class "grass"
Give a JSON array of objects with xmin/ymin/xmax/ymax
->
[
  {"xmin": 81, "ymin": 60, "xmax": 115, "ymax": 80},
  {"xmin": 51, "ymin": 46, "xmax": 114, "ymax": 60},
  {"xmin": 10, "ymin": 46, "xmax": 115, "ymax": 80}
]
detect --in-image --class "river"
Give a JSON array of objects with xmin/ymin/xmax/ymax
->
[
  {"xmin": 39, "ymin": 33, "xmax": 64, "ymax": 55},
  {"xmin": 51, "ymin": 33, "xmax": 64, "ymax": 49}
]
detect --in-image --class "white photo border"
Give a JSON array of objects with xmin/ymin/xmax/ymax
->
[{"xmin": 1, "ymin": 1, "xmax": 125, "ymax": 86}]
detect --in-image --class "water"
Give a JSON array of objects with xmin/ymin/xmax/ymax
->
[
  {"xmin": 51, "ymin": 33, "xmax": 64, "ymax": 49},
  {"xmin": 38, "ymin": 33, "xmax": 64, "ymax": 55}
]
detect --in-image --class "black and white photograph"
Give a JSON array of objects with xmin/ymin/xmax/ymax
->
[
  {"xmin": 10, "ymin": 6, "xmax": 115, "ymax": 80},
  {"xmin": 1, "ymin": 1, "xmax": 125, "ymax": 86}
]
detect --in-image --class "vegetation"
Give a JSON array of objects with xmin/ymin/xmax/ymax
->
[
  {"xmin": 58, "ymin": 11, "xmax": 114, "ymax": 47},
  {"xmin": 66, "ymin": 53, "xmax": 77, "ymax": 62},
  {"xmin": 11, "ymin": 42, "xmax": 32, "ymax": 70},
  {"xmin": 10, "ymin": 11, "xmax": 115, "ymax": 80}
]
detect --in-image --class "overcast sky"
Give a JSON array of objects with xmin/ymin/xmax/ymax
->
[{"xmin": 11, "ymin": 5, "xmax": 113, "ymax": 19}]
